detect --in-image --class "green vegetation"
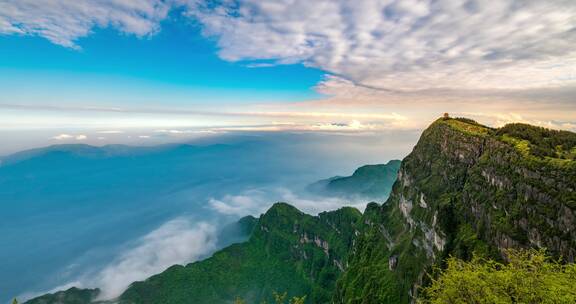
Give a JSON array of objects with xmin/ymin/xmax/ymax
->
[
  {"xmin": 442, "ymin": 117, "xmax": 491, "ymax": 136},
  {"xmin": 309, "ymin": 159, "xmax": 401, "ymax": 200},
  {"xmin": 497, "ymin": 123, "xmax": 576, "ymax": 160},
  {"xmin": 24, "ymin": 288, "xmax": 100, "ymax": 304},
  {"xmin": 496, "ymin": 123, "xmax": 576, "ymax": 170},
  {"xmin": 335, "ymin": 117, "xmax": 576, "ymax": 303},
  {"xmin": 235, "ymin": 291, "xmax": 306, "ymax": 304},
  {"xmin": 500, "ymin": 134, "xmax": 531, "ymax": 157},
  {"xmin": 119, "ymin": 203, "xmax": 362, "ymax": 304},
  {"xmin": 421, "ymin": 249, "xmax": 576, "ymax": 303}
]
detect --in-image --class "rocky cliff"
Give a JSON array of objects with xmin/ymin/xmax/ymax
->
[
  {"xmin": 118, "ymin": 203, "xmax": 362, "ymax": 304},
  {"xmin": 335, "ymin": 117, "xmax": 576, "ymax": 303}
]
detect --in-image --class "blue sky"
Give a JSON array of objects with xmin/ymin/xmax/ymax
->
[
  {"xmin": 0, "ymin": 0, "xmax": 575, "ymax": 154},
  {"xmin": 0, "ymin": 15, "xmax": 324, "ymax": 106}
]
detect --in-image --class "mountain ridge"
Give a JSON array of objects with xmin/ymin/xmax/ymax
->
[
  {"xmin": 308, "ymin": 159, "xmax": 401, "ymax": 200},
  {"xmin": 118, "ymin": 202, "xmax": 362, "ymax": 304},
  {"xmin": 335, "ymin": 117, "xmax": 576, "ymax": 303}
]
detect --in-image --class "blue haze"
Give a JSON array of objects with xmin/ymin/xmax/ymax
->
[{"xmin": 0, "ymin": 132, "xmax": 416, "ymax": 302}]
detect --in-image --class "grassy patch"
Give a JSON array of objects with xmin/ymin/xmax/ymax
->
[{"xmin": 442, "ymin": 119, "xmax": 490, "ymax": 137}]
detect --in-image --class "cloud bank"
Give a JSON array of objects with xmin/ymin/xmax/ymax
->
[
  {"xmin": 209, "ymin": 187, "xmax": 367, "ymax": 217},
  {"xmin": 91, "ymin": 219, "xmax": 217, "ymax": 299},
  {"xmin": 38, "ymin": 219, "xmax": 219, "ymax": 301},
  {"xmin": 18, "ymin": 218, "xmax": 218, "ymax": 301}
]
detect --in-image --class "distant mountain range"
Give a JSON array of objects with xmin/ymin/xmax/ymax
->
[
  {"xmin": 308, "ymin": 160, "xmax": 401, "ymax": 201},
  {"xmin": 23, "ymin": 117, "xmax": 576, "ymax": 303},
  {"xmin": 1, "ymin": 138, "xmax": 359, "ymax": 303}
]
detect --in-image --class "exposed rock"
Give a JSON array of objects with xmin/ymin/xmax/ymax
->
[
  {"xmin": 388, "ymin": 255, "xmax": 398, "ymax": 271},
  {"xmin": 418, "ymin": 193, "xmax": 427, "ymax": 208},
  {"xmin": 336, "ymin": 118, "xmax": 576, "ymax": 304}
]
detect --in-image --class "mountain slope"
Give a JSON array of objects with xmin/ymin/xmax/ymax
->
[
  {"xmin": 24, "ymin": 288, "xmax": 100, "ymax": 304},
  {"xmin": 308, "ymin": 160, "xmax": 401, "ymax": 200},
  {"xmin": 119, "ymin": 203, "xmax": 362, "ymax": 304},
  {"xmin": 335, "ymin": 117, "xmax": 576, "ymax": 303},
  {"xmin": 2, "ymin": 139, "xmax": 342, "ymax": 301}
]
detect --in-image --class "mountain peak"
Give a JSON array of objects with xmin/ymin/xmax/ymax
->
[{"xmin": 337, "ymin": 118, "xmax": 576, "ymax": 303}]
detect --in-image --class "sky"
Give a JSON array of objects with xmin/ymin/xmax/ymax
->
[{"xmin": 1, "ymin": 0, "xmax": 576, "ymax": 154}]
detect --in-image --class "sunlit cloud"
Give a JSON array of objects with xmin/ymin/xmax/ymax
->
[
  {"xmin": 51, "ymin": 134, "xmax": 74, "ymax": 140},
  {"xmin": 97, "ymin": 130, "xmax": 125, "ymax": 134},
  {"xmin": 51, "ymin": 134, "xmax": 88, "ymax": 141}
]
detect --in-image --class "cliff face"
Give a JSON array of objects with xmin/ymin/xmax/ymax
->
[
  {"xmin": 335, "ymin": 118, "xmax": 576, "ymax": 303},
  {"xmin": 119, "ymin": 203, "xmax": 362, "ymax": 304}
]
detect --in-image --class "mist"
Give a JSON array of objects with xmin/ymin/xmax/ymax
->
[{"xmin": 0, "ymin": 130, "xmax": 419, "ymax": 302}]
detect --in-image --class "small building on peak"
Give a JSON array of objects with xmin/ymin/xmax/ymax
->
[{"xmin": 443, "ymin": 113, "xmax": 450, "ymax": 120}]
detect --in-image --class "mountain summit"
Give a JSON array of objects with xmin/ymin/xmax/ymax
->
[{"xmin": 336, "ymin": 117, "xmax": 576, "ymax": 302}]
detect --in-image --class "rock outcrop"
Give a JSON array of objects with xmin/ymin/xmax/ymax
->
[{"xmin": 335, "ymin": 118, "xmax": 576, "ymax": 303}]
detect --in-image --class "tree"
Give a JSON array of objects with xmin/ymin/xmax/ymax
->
[
  {"xmin": 420, "ymin": 249, "xmax": 576, "ymax": 303},
  {"xmin": 234, "ymin": 297, "xmax": 246, "ymax": 304},
  {"xmin": 272, "ymin": 291, "xmax": 287, "ymax": 304},
  {"xmin": 236, "ymin": 291, "xmax": 306, "ymax": 304}
]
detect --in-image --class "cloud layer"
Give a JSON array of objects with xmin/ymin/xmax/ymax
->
[
  {"xmin": 189, "ymin": 0, "xmax": 576, "ymax": 91},
  {"xmin": 91, "ymin": 219, "xmax": 217, "ymax": 299},
  {"xmin": 3, "ymin": 1, "xmax": 575, "ymax": 90},
  {"xmin": 0, "ymin": 0, "xmax": 170, "ymax": 48},
  {"xmin": 209, "ymin": 187, "xmax": 367, "ymax": 217},
  {"xmin": 19, "ymin": 218, "xmax": 219, "ymax": 301}
]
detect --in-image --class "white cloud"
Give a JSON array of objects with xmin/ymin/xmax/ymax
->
[
  {"xmin": 51, "ymin": 133, "xmax": 87, "ymax": 140},
  {"xmin": 0, "ymin": 0, "xmax": 171, "ymax": 48},
  {"xmin": 52, "ymin": 133, "xmax": 74, "ymax": 140},
  {"xmin": 209, "ymin": 188, "xmax": 366, "ymax": 217},
  {"xmin": 97, "ymin": 130, "xmax": 124, "ymax": 134},
  {"xmin": 91, "ymin": 219, "xmax": 217, "ymax": 300},
  {"xmin": 3, "ymin": 1, "xmax": 574, "ymax": 92},
  {"xmin": 19, "ymin": 218, "xmax": 219, "ymax": 301},
  {"xmin": 188, "ymin": 0, "xmax": 576, "ymax": 91}
]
